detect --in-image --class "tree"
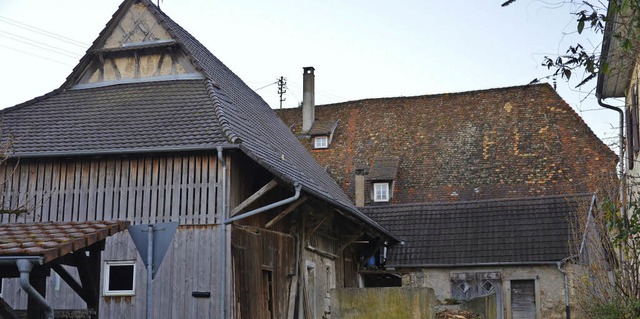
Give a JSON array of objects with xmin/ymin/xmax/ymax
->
[{"xmin": 502, "ymin": 0, "xmax": 640, "ymax": 89}]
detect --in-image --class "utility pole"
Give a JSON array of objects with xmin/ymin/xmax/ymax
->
[{"xmin": 277, "ymin": 76, "xmax": 287, "ymax": 109}]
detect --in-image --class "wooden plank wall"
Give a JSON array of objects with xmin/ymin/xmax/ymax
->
[
  {"xmin": 0, "ymin": 154, "xmax": 219, "ymax": 225},
  {"xmin": 231, "ymin": 225, "xmax": 295, "ymax": 319},
  {"xmin": 2, "ymin": 225, "xmax": 223, "ymax": 319}
]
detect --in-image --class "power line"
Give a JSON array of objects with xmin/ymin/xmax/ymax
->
[
  {"xmin": 0, "ymin": 15, "xmax": 89, "ymax": 48},
  {"xmin": 254, "ymin": 81, "xmax": 277, "ymax": 92},
  {"xmin": 0, "ymin": 30, "xmax": 81, "ymax": 59},
  {"xmin": 0, "ymin": 44, "xmax": 74, "ymax": 66}
]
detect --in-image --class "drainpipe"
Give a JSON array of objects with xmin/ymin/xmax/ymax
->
[
  {"xmin": 224, "ymin": 182, "xmax": 302, "ymax": 224},
  {"xmin": 598, "ymin": 98, "xmax": 626, "ymax": 227},
  {"xmin": 14, "ymin": 258, "xmax": 53, "ymax": 319},
  {"xmin": 217, "ymin": 147, "xmax": 228, "ymax": 319},
  {"xmin": 556, "ymin": 257, "xmax": 574, "ymax": 319}
]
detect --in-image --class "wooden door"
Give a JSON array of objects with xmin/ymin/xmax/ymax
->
[{"xmin": 510, "ymin": 280, "xmax": 536, "ymax": 319}]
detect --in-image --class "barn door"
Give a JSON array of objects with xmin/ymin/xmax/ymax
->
[{"xmin": 510, "ymin": 280, "xmax": 536, "ymax": 319}]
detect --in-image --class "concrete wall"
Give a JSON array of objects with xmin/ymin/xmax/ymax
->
[
  {"xmin": 462, "ymin": 292, "xmax": 497, "ymax": 319},
  {"xmin": 331, "ymin": 287, "xmax": 435, "ymax": 319},
  {"xmin": 402, "ymin": 265, "xmax": 571, "ymax": 319}
]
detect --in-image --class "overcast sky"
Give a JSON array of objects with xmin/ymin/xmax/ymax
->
[{"xmin": 0, "ymin": 0, "xmax": 622, "ymax": 151}]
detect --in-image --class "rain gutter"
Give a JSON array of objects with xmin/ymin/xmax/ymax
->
[
  {"xmin": 597, "ymin": 98, "xmax": 627, "ymax": 227},
  {"xmin": 8, "ymin": 144, "xmax": 241, "ymax": 159},
  {"xmin": 217, "ymin": 147, "xmax": 229, "ymax": 319},
  {"xmin": 224, "ymin": 182, "xmax": 301, "ymax": 224}
]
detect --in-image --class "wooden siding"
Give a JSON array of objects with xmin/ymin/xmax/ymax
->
[
  {"xmin": 3, "ymin": 225, "xmax": 223, "ymax": 319},
  {"xmin": 232, "ymin": 225, "xmax": 295, "ymax": 319},
  {"xmin": 0, "ymin": 154, "xmax": 219, "ymax": 225}
]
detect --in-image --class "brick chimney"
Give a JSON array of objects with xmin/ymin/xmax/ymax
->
[{"xmin": 302, "ymin": 67, "xmax": 315, "ymax": 133}]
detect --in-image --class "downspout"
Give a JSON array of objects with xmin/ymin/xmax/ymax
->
[
  {"xmin": 556, "ymin": 258, "xmax": 572, "ymax": 319},
  {"xmin": 224, "ymin": 182, "xmax": 301, "ymax": 224},
  {"xmin": 598, "ymin": 98, "xmax": 626, "ymax": 227},
  {"xmin": 15, "ymin": 258, "xmax": 53, "ymax": 319},
  {"xmin": 217, "ymin": 146, "xmax": 228, "ymax": 319}
]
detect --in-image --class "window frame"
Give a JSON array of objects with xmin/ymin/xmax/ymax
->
[
  {"xmin": 103, "ymin": 260, "xmax": 136, "ymax": 296},
  {"xmin": 314, "ymin": 136, "xmax": 329, "ymax": 149},
  {"xmin": 373, "ymin": 182, "xmax": 390, "ymax": 202}
]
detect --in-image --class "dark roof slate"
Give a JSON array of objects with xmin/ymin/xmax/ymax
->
[
  {"xmin": 368, "ymin": 157, "xmax": 400, "ymax": 181},
  {"xmin": 2, "ymin": 80, "xmax": 228, "ymax": 156},
  {"xmin": 0, "ymin": 0, "xmax": 395, "ymax": 240},
  {"xmin": 363, "ymin": 194, "xmax": 591, "ymax": 267},
  {"xmin": 277, "ymin": 85, "xmax": 617, "ymax": 203}
]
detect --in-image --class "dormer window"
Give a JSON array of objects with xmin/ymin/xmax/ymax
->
[
  {"xmin": 373, "ymin": 183, "xmax": 390, "ymax": 202},
  {"xmin": 368, "ymin": 157, "xmax": 399, "ymax": 204},
  {"xmin": 308, "ymin": 120, "xmax": 339, "ymax": 149},
  {"xmin": 314, "ymin": 136, "xmax": 329, "ymax": 149}
]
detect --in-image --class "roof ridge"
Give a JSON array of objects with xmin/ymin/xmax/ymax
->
[
  {"xmin": 204, "ymin": 79, "xmax": 241, "ymax": 144},
  {"xmin": 305, "ymin": 83, "xmax": 550, "ymax": 108}
]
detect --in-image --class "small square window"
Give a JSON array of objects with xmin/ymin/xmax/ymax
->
[
  {"xmin": 314, "ymin": 136, "xmax": 328, "ymax": 149},
  {"xmin": 373, "ymin": 183, "xmax": 390, "ymax": 202},
  {"xmin": 104, "ymin": 260, "xmax": 136, "ymax": 296}
]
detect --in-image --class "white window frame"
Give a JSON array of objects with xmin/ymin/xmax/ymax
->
[
  {"xmin": 314, "ymin": 136, "xmax": 329, "ymax": 149},
  {"xmin": 103, "ymin": 260, "xmax": 136, "ymax": 296},
  {"xmin": 373, "ymin": 182, "xmax": 390, "ymax": 202}
]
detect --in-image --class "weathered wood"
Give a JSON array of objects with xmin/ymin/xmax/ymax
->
[
  {"xmin": 229, "ymin": 179, "xmax": 278, "ymax": 217},
  {"xmin": 337, "ymin": 231, "xmax": 365, "ymax": 252},
  {"xmin": 265, "ymin": 197, "xmax": 307, "ymax": 229},
  {"xmin": 305, "ymin": 216, "xmax": 328, "ymax": 240},
  {"xmin": 51, "ymin": 264, "xmax": 87, "ymax": 304},
  {"xmin": 0, "ymin": 155, "xmax": 219, "ymax": 226}
]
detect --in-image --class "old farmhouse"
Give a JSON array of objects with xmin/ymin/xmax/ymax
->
[
  {"xmin": 277, "ymin": 72, "xmax": 617, "ymax": 318},
  {"xmin": 0, "ymin": 1, "xmax": 398, "ymax": 318}
]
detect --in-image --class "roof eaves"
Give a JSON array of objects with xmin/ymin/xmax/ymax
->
[{"xmin": 7, "ymin": 144, "xmax": 239, "ymax": 159}]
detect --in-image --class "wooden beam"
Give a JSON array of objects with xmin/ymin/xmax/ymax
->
[
  {"xmin": 265, "ymin": 197, "xmax": 307, "ymax": 228},
  {"xmin": 229, "ymin": 179, "xmax": 279, "ymax": 217},
  {"xmin": 337, "ymin": 231, "xmax": 365, "ymax": 252},
  {"xmin": 51, "ymin": 264, "xmax": 88, "ymax": 304},
  {"xmin": 305, "ymin": 216, "xmax": 328, "ymax": 240}
]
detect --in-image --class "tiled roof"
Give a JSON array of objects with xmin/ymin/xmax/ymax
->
[
  {"xmin": 277, "ymin": 84, "xmax": 617, "ymax": 203},
  {"xmin": 308, "ymin": 120, "xmax": 339, "ymax": 136},
  {"xmin": 2, "ymin": 81, "xmax": 228, "ymax": 156},
  {"xmin": 0, "ymin": 221, "xmax": 129, "ymax": 263},
  {"xmin": 363, "ymin": 194, "xmax": 591, "ymax": 267},
  {"xmin": 368, "ymin": 157, "xmax": 400, "ymax": 181},
  {"xmin": 0, "ymin": 0, "xmax": 395, "ymax": 241}
]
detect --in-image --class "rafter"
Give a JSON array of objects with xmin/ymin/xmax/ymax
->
[
  {"xmin": 265, "ymin": 196, "xmax": 307, "ymax": 228},
  {"xmin": 229, "ymin": 179, "xmax": 278, "ymax": 217}
]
